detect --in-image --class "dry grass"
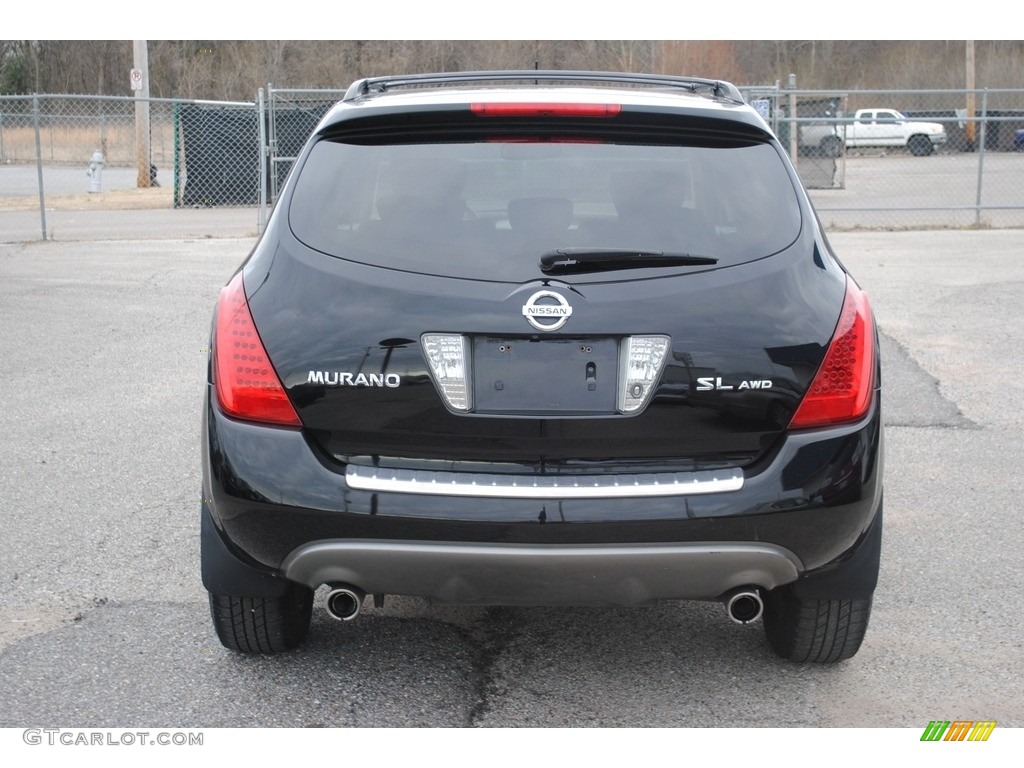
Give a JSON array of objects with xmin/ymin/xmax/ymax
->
[
  {"xmin": 0, "ymin": 186, "xmax": 173, "ymax": 211},
  {"xmin": 1, "ymin": 120, "xmax": 176, "ymax": 167}
]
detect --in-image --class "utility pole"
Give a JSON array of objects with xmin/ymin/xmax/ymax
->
[
  {"xmin": 965, "ymin": 41, "xmax": 976, "ymax": 149},
  {"xmin": 787, "ymin": 73, "xmax": 798, "ymax": 172},
  {"xmin": 133, "ymin": 40, "xmax": 151, "ymax": 187}
]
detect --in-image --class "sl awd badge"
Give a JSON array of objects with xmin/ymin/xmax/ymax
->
[{"xmin": 522, "ymin": 290, "xmax": 572, "ymax": 332}]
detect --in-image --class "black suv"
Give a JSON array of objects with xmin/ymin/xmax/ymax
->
[{"xmin": 201, "ymin": 71, "xmax": 882, "ymax": 662}]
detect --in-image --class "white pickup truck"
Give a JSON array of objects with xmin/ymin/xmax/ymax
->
[{"xmin": 802, "ymin": 108, "xmax": 948, "ymax": 157}]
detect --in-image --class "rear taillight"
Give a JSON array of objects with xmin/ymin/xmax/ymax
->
[
  {"xmin": 213, "ymin": 272, "xmax": 301, "ymax": 426},
  {"xmin": 789, "ymin": 278, "xmax": 876, "ymax": 429},
  {"xmin": 471, "ymin": 102, "xmax": 621, "ymax": 118}
]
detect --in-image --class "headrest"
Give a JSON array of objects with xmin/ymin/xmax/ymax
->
[
  {"xmin": 507, "ymin": 197, "xmax": 574, "ymax": 231},
  {"xmin": 611, "ymin": 169, "xmax": 690, "ymax": 216},
  {"xmin": 386, "ymin": 157, "xmax": 467, "ymax": 198}
]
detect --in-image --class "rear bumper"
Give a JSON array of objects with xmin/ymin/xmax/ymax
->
[
  {"xmin": 202, "ymin": 385, "xmax": 883, "ymax": 603},
  {"xmin": 281, "ymin": 539, "xmax": 800, "ymax": 606}
]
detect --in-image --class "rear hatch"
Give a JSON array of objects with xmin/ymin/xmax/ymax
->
[{"xmin": 246, "ymin": 99, "xmax": 846, "ymax": 471}]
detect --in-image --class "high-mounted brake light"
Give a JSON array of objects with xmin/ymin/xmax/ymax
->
[
  {"xmin": 471, "ymin": 102, "xmax": 622, "ymax": 118},
  {"xmin": 484, "ymin": 136, "xmax": 606, "ymax": 144},
  {"xmin": 789, "ymin": 278, "xmax": 875, "ymax": 429},
  {"xmin": 213, "ymin": 272, "xmax": 301, "ymax": 426}
]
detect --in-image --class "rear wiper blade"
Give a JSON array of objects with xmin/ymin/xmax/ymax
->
[{"xmin": 539, "ymin": 248, "xmax": 718, "ymax": 274}]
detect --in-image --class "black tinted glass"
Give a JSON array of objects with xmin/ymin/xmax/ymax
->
[{"xmin": 288, "ymin": 139, "xmax": 801, "ymax": 281}]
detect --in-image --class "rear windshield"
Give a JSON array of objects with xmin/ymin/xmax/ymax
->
[{"xmin": 288, "ymin": 138, "xmax": 802, "ymax": 282}]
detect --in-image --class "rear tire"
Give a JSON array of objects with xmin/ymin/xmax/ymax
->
[
  {"xmin": 209, "ymin": 583, "xmax": 313, "ymax": 653},
  {"xmin": 762, "ymin": 588, "xmax": 872, "ymax": 663},
  {"xmin": 908, "ymin": 134, "xmax": 933, "ymax": 156},
  {"xmin": 821, "ymin": 135, "xmax": 841, "ymax": 158}
]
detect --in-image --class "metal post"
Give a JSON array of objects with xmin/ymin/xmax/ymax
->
[
  {"xmin": 772, "ymin": 80, "xmax": 780, "ymax": 136},
  {"xmin": 99, "ymin": 101, "xmax": 108, "ymax": 162},
  {"xmin": 268, "ymin": 83, "xmax": 279, "ymax": 202},
  {"xmin": 787, "ymin": 74, "xmax": 798, "ymax": 172},
  {"xmin": 974, "ymin": 89, "xmax": 987, "ymax": 228},
  {"xmin": 32, "ymin": 94, "xmax": 47, "ymax": 240},
  {"xmin": 173, "ymin": 100, "xmax": 180, "ymax": 209},
  {"xmin": 257, "ymin": 87, "xmax": 267, "ymax": 232}
]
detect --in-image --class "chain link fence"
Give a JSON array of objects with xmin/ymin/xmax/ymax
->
[
  {"xmin": 0, "ymin": 94, "xmax": 258, "ymax": 240},
  {"xmin": 2, "ymin": 87, "xmax": 1023, "ymax": 241},
  {"xmin": 266, "ymin": 87, "xmax": 346, "ymax": 201},
  {"xmin": 742, "ymin": 86, "xmax": 1024, "ymax": 228}
]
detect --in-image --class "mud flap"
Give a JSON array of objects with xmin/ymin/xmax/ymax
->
[
  {"xmin": 792, "ymin": 497, "xmax": 883, "ymax": 601},
  {"xmin": 201, "ymin": 501, "xmax": 291, "ymax": 598}
]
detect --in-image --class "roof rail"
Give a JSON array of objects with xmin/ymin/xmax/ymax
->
[{"xmin": 342, "ymin": 70, "xmax": 745, "ymax": 104}]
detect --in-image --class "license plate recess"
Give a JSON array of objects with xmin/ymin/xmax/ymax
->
[{"xmin": 472, "ymin": 336, "xmax": 619, "ymax": 415}]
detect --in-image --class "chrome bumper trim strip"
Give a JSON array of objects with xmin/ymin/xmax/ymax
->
[{"xmin": 345, "ymin": 465, "xmax": 743, "ymax": 498}]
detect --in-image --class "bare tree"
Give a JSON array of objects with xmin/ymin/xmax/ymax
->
[
  {"xmin": 660, "ymin": 41, "xmax": 744, "ymax": 82},
  {"xmin": 8, "ymin": 40, "xmax": 1024, "ymax": 99}
]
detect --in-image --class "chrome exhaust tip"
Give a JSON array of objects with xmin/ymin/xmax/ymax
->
[
  {"xmin": 325, "ymin": 586, "xmax": 365, "ymax": 621},
  {"xmin": 725, "ymin": 589, "xmax": 763, "ymax": 624}
]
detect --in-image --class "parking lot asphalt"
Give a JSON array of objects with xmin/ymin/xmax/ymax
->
[
  {"xmin": 0, "ymin": 230, "xmax": 1022, "ymax": 729},
  {"xmin": 0, "ymin": 205, "xmax": 260, "ymax": 242}
]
